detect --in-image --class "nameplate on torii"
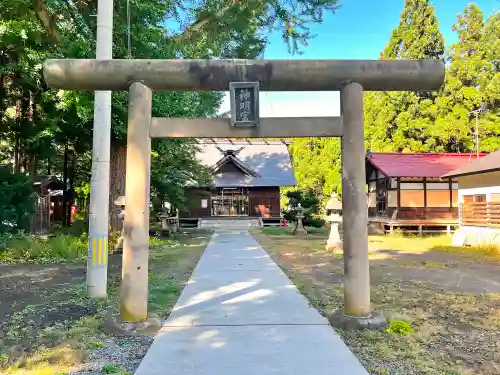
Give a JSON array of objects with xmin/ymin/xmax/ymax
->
[{"xmin": 229, "ymin": 81, "xmax": 260, "ymax": 127}]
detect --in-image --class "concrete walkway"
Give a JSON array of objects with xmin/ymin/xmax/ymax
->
[{"xmin": 134, "ymin": 230, "xmax": 368, "ymax": 375}]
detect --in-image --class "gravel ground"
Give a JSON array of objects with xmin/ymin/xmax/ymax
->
[{"xmin": 71, "ymin": 336, "xmax": 154, "ymax": 375}]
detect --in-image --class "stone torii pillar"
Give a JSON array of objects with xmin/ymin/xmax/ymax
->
[
  {"xmin": 43, "ymin": 58, "xmax": 444, "ymax": 328},
  {"xmin": 119, "ymin": 82, "xmax": 152, "ymax": 321},
  {"xmin": 339, "ymin": 82, "xmax": 373, "ymax": 321}
]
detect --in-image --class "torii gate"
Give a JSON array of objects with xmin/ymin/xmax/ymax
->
[{"xmin": 44, "ymin": 58, "xmax": 444, "ymax": 327}]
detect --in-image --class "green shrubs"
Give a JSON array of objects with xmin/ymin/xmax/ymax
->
[
  {"xmin": 88, "ymin": 341, "xmax": 105, "ymax": 349},
  {"xmin": 282, "ymin": 189, "xmax": 322, "ymax": 226},
  {"xmin": 303, "ymin": 218, "xmax": 326, "ymax": 228},
  {"xmin": 0, "ymin": 232, "xmax": 88, "ymax": 263},
  {"xmin": 102, "ymin": 364, "xmax": 131, "ymax": 375},
  {"xmin": 0, "ymin": 167, "xmax": 36, "ymax": 232},
  {"xmin": 102, "ymin": 364, "xmax": 122, "ymax": 374},
  {"xmin": 386, "ymin": 320, "xmax": 414, "ymax": 335}
]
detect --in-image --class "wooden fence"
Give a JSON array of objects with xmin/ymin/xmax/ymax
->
[{"xmin": 460, "ymin": 202, "xmax": 500, "ymax": 227}]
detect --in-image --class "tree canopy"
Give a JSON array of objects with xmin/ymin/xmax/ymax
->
[
  {"xmin": 1, "ymin": 0, "xmax": 339, "ymax": 228},
  {"xmin": 3, "ymin": 0, "xmax": 500, "ymax": 224},
  {"xmin": 288, "ymin": 1, "xmax": 500, "ymax": 208}
]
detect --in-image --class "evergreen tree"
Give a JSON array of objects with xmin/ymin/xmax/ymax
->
[
  {"xmin": 434, "ymin": 5, "xmax": 500, "ymax": 152},
  {"xmin": 382, "ymin": 0, "xmax": 444, "ymax": 60},
  {"xmin": 364, "ymin": 0, "xmax": 444, "ymax": 152}
]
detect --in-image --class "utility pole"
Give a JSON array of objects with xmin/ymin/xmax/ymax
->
[
  {"xmin": 475, "ymin": 111, "xmax": 479, "ymax": 158},
  {"xmin": 470, "ymin": 104, "xmax": 486, "ymax": 158},
  {"xmin": 87, "ymin": 0, "xmax": 114, "ymax": 298}
]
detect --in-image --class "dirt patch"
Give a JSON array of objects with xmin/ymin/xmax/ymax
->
[
  {"xmin": 0, "ymin": 230, "xmax": 213, "ymax": 375},
  {"xmin": 0, "ymin": 259, "xmax": 121, "ymax": 327},
  {"xmin": 0, "ymin": 257, "xmax": 122, "ymax": 368},
  {"xmin": 252, "ymin": 231, "xmax": 500, "ymax": 375}
]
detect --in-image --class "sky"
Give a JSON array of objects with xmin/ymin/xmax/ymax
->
[{"xmin": 218, "ymin": 0, "xmax": 499, "ymax": 117}]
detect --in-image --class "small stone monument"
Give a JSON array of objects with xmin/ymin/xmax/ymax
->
[
  {"xmin": 159, "ymin": 212, "xmax": 179, "ymax": 234},
  {"xmin": 114, "ymin": 195, "xmax": 125, "ymax": 251},
  {"xmin": 158, "ymin": 202, "xmax": 179, "ymax": 235},
  {"xmin": 159, "ymin": 211, "xmax": 170, "ymax": 233},
  {"xmin": 292, "ymin": 203, "xmax": 309, "ymax": 235},
  {"xmin": 324, "ymin": 193, "xmax": 343, "ymax": 252}
]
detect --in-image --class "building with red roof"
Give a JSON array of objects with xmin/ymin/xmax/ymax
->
[{"xmin": 365, "ymin": 152, "xmax": 487, "ymax": 234}]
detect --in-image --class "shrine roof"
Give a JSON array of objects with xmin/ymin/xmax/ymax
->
[
  {"xmin": 196, "ymin": 141, "xmax": 296, "ymax": 187},
  {"xmin": 366, "ymin": 152, "xmax": 487, "ymax": 179}
]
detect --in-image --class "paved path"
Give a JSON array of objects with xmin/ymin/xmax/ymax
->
[{"xmin": 134, "ymin": 230, "xmax": 368, "ymax": 375}]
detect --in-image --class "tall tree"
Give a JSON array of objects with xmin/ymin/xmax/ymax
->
[
  {"xmin": 364, "ymin": 0, "xmax": 444, "ymax": 152},
  {"xmin": 2, "ymin": 0, "xmax": 341, "ymax": 230},
  {"xmin": 100, "ymin": 0, "xmax": 339, "ymax": 228},
  {"xmin": 381, "ymin": 0, "xmax": 443, "ymax": 60},
  {"xmin": 433, "ymin": 5, "xmax": 500, "ymax": 153}
]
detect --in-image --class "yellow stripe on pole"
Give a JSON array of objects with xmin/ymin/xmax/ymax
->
[
  {"xmin": 103, "ymin": 237, "xmax": 108, "ymax": 265},
  {"xmin": 98, "ymin": 237, "xmax": 103, "ymax": 265},
  {"xmin": 93, "ymin": 237, "xmax": 97, "ymax": 265}
]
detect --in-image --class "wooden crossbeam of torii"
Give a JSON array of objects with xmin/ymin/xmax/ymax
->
[{"xmin": 43, "ymin": 58, "xmax": 445, "ymax": 328}]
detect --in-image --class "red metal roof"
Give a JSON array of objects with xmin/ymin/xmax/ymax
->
[{"xmin": 367, "ymin": 152, "xmax": 488, "ymax": 178}]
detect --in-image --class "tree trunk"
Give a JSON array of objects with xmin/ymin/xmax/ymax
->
[
  {"xmin": 27, "ymin": 91, "xmax": 37, "ymax": 178},
  {"xmin": 63, "ymin": 143, "xmax": 69, "ymax": 225},
  {"xmin": 0, "ymin": 68, "xmax": 6, "ymax": 126},
  {"xmin": 20, "ymin": 91, "xmax": 30, "ymax": 174},
  {"xmin": 109, "ymin": 144, "xmax": 127, "ymax": 232},
  {"xmin": 14, "ymin": 136, "xmax": 21, "ymax": 173},
  {"xmin": 68, "ymin": 150, "xmax": 75, "ymax": 224},
  {"xmin": 28, "ymin": 154, "xmax": 37, "ymax": 177}
]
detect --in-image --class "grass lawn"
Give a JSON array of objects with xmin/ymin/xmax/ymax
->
[
  {"xmin": 251, "ymin": 228, "xmax": 500, "ymax": 375},
  {"xmin": 259, "ymin": 226, "xmax": 330, "ymax": 236},
  {"xmin": 0, "ymin": 229, "xmax": 212, "ymax": 375}
]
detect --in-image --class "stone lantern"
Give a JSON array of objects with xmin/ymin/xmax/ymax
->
[
  {"xmin": 159, "ymin": 202, "xmax": 178, "ymax": 234},
  {"xmin": 292, "ymin": 203, "xmax": 309, "ymax": 235},
  {"xmin": 324, "ymin": 193, "xmax": 343, "ymax": 252}
]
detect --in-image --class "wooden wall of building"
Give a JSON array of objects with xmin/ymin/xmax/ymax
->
[
  {"xmin": 179, "ymin": 188, "xmax": 212, "ymax": 217},
  {"xmin": 456, "ymin": 171, "xmax": 500, "ymax": 228},
  {"xmin": 179, "ymin": 187, "xmax": 281, "ymax": 218},
  {"xmin": 249, "ymin": 187, "xmax": 281, "ymax": 217},
  {"xmin": 368, "ymin": 176, "xmax": 459, "ymax": 220}
]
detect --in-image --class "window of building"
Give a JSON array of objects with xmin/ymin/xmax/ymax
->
[
  {"xmin": 473, "ymin": 194, "xmax": 486, "ymax": 203},
  {"xmin": 201, "ymin": 199, "xmax": 208, "ymax": 208}
]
